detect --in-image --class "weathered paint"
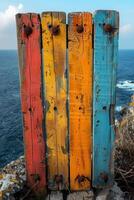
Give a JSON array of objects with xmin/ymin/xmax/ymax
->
[
  {"xmin": 16, "ymin": 13, "xmax": 46, "ymax": 195},
  {"xmin": 93, "ymin": 10, "xmax": 119, "ymax": 187},
  {"xmin": 68, "ymin": 12, "xmax": 92, "ymax": 190},
  {"xmin": 41, "ymin": 12, "xmax": 68, "ymax": 190}
]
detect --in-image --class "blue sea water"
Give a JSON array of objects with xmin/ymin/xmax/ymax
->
[
  {"xmin": 116, "ymin": 50, "xmax": 134, "ymax": 109},
  {"xmin": 0, "ymin": 49, "xmax": 134, "ymax": 168},
  {"xmin": 0, "ymin": 50, "xmax": 23, "ymax": 168}
]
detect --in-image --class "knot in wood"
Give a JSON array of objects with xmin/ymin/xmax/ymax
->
[
  {"xmin": 103, "ymin": 24, "xmax": 114, "ymax": 33},
  {"xmin": 76, "ymin": 25, "xmax": 84, "ymax": 33}
]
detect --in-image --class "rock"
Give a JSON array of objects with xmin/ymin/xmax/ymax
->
[
  {"xmin": 67, "ymin": 191, "xmax": 94, "ymax": 200},
  {"xmin": 45, "ymin": 190, "xmax": 94, "ymax": 200},
  {"xmin": 46, "ymin": 191, "xmax": 63, "ymax": 200},
  {"xmin": 96, "ymin": 183, "xmax": 124, "ymax": 200},
  {"xmin": 0, "ymin": 156, "xmax": 26, "ymax": 199},
  {"xmin": 96, "ymin": 188, "xmax": 110, "ymax": 200},
  {"xmin": 109, "ymin": 182, "xmax": 124, "ymax": 200}
]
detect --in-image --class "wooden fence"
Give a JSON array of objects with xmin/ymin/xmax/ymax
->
[{"xmin": 16, "ymin": 10, "xmax": 119, "ymax": 197}]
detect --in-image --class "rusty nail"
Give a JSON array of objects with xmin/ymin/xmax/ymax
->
[
  {"xmin": 76, "ymin": 25, "xmax": 84, "ymax": 33},
  {"xmin": 52, "ymin": 25, "xmax": 60, "ymax": 36},
  {"xmin": 100, "ymin": 172, "xmax": 109, "ymax": 183},
  {"xmin": 24, "ymin": 25, "xmax": 33, "ymax": 37},
  {"xmin": 103, "ymin": 24, "xmax": 114, "ymax": 33},
  {"xmin": 75, "ymin": 175, "xmax": 90, "ymax": 184},
  {"xmin": 77, "ymin": 175, "xmax": 85, "ymax": 183},
  {"xmin": 54, "ymin": 174, "xmax": 63, "ymax": 184}
]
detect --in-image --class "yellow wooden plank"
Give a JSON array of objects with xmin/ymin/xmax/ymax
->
[
  {"xmin": 42, "ymin": 12, "xmax": 68, "ymax": 190},
  {"xmin": 68, "ymin": 12, "xmax": 92, "ymax": 190}
]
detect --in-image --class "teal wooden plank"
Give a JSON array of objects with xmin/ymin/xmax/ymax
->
[{"xmin": 93, "ymin": 10, "xmax": 119, "ymax": 187}]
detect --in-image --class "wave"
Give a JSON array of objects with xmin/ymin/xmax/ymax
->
[{"xmin": 116, "ymin": 80, "xmax": 134, "ymax": 91}]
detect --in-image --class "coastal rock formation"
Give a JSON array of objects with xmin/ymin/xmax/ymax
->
[{"xmin": 0, "ymin": 156, "xmax": 26, "ymax": 199}]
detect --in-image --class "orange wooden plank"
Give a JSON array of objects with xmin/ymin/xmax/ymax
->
[
  {"xmin": 42, "ymin": 12, "xmax": 68, "ymax": 190},
  {"xmin": 68, "ymin": 12, "xmax": 92, "ymax": 190},
  {"xmin": 16, "ymin": 13, "xmax": 46, "ymax": 196}
]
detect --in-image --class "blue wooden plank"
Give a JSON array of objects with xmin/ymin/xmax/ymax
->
[{"xmin": 93, "ymin": 10, "xmax": 119, "ymax": 187}]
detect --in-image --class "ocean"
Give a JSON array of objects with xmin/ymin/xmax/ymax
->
[{"xmin": 0, "ymin": 49, "xmax": 134, "ymax": 168}]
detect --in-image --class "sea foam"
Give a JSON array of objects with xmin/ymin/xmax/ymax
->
[{"xmin": 116, "ymin": 80, "xmax": 134, "ymax": 91}]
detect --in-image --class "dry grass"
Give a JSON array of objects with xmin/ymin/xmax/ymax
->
[{"xmin": 115, "ymin": 108, "xmax": 134, "ymax": 195}]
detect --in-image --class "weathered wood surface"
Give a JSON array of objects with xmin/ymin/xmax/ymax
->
[
  {"xmin": 42, "ymin": 12, "xmax": 68, "ymax": 190},
  {"xmin": 93, "ymin": 10, "xmax": 119, "ymax": 187},
  {"xmin": 16, "ymin": 13, "xmax": 46, "ymax": 195},
  {"xmin": 16, "ymin": 10, "xmax": 119, "ymax": 192},
  {"xmin": 68, "ymin": 12, "xmax": 92, "ymax": 190}
]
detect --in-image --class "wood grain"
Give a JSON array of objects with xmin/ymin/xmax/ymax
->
[
  {"xmin": 93, "ymin": 10, "xmax": 119, "ymax": 188},
  {"xmin": 16, "ymin": 13, "xmax": 46, "ymax": 195},
  {"xmin": 42, "ymin": 12, "xmax": 68, "ymax": 190},
  {"xmin": 68, "ymin": 12, "xmax": 92, "ymax": 190}
]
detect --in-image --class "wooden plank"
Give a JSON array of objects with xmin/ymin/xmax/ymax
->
[
  {"xmin": 41, "ymin": 12, "xmax": 68, "ymax": 190},
  {"xmin": 93, "ymin": 10, "xmax": 119, "ymax": 187},
  {"xmin": 68, "ymin": 12, "xmax": 92, "ymax": 190},
  {"xmin": 16, "ymin": 13, "xmax": 46, "ymax": 196}
]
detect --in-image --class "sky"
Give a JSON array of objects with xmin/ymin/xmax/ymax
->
[{"xmin": 0, "ymin": 0, "xmax": 134, "ymax": 49}]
